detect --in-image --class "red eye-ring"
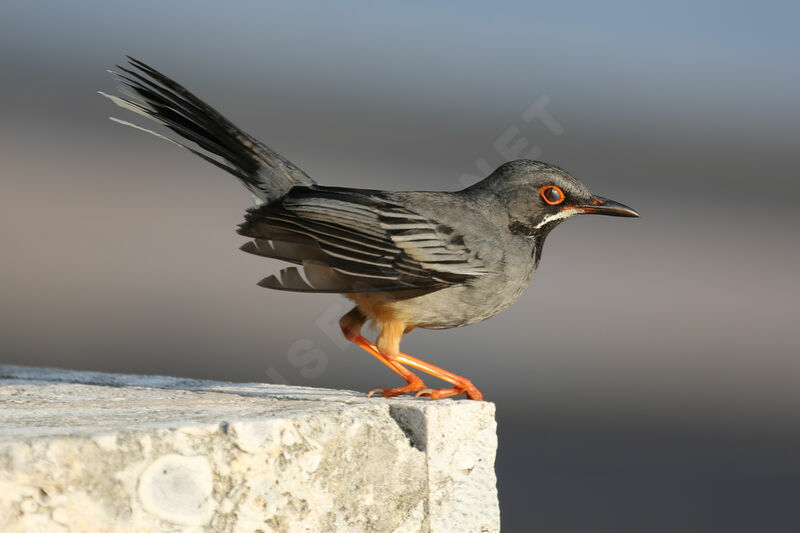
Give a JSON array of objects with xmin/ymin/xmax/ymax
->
[{"xmin": 540, "ymin": 185, "xmax": 565, "ymax": 205}]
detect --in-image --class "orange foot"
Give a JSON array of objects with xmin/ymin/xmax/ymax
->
[
  {"xmin": 367, "ymin": 375, "xmax": 427, "ymax": 398},
  {"xmin": 415, "ymin": 385, "xmax": 483, "ymax": 401},
  {"xmin": 389, "ymin": 351, "xmax": 483, "ymax": 400}
]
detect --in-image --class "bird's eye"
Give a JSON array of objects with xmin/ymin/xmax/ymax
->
[{"xmin": 540, "ymin": 186, "xmax": 564, "ymax": 205}]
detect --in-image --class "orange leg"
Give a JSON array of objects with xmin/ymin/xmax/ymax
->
[
  {"xmin": 394, "ymin": 352, "xmax": 483, "ymax": 401},
  {"xmin": 340, "ymin": 308, "xmax": 482, "ymax": 401},
  {"xmin": 348, "ymin": 335, "xmax": 428, "ymax": 397},
  {"xmin": 344, "ymin": 334, "xmax": 483, "ymax": 401}
]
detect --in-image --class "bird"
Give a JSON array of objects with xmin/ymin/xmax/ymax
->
[{"xmin": 100, "ymin": 57, "xmax": 638, "ymax": 401}]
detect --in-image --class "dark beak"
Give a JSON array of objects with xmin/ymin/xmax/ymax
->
[{"xmin": 577, "ymin": 196, "xmax": 639, "ymax": 217}]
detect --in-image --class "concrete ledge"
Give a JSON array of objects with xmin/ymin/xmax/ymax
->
[{"xmin": 0, "ymin": 365, "xmax": 499, "ymax": 532}]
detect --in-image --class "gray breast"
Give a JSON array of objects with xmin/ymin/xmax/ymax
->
[{"xmin": 391, "ymin": 235, "xmax": 539, "ymax": 329}]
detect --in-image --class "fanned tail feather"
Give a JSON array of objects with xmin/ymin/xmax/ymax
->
[{"xmin": 100, "ymin": 56, "xmax": 315, "ymax": 203}]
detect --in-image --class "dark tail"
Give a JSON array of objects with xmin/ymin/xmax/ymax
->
[{"xmin": 100, "ymin": 56, "xmax": 315, "ymax": 203}]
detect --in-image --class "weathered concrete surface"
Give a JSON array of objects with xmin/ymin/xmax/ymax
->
[{"xmin": 0, "ymin": 365, "xmax": 499, "ymax": 532}]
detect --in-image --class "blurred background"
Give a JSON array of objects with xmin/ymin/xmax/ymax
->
[{"xmin": 2, "ymin": 1, "xmax": 799, "ymax": 531}]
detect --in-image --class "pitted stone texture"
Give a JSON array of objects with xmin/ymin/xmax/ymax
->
[{"xmin": 0, "ymin": 365, "xmax": 499, "ymax": 532}]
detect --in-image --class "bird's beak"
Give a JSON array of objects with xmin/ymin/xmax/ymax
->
[{"xmin": 576, "ymin": 196, "xmax": 639, "ymax": 217}]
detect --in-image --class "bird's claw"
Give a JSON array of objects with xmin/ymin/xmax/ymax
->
[
  {"xmin": 367, "ymin": 379, "xmax": 427, "ymax": 398},
  {"xmin": 414, "ymin": 388, "xmax": 435, "ymax": 399},
  {"xmin": 365, "ymin": 385, "xmax": 483, "ymax": 400},
  {"xmin": 415, "ymin": 385, "xmax": 483, "ymax": 401}
]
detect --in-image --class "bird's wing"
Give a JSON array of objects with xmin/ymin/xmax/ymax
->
[
  {"xmin": 100, "ymin": 56, "xmax": 315, "ymax": 204},
  {"xmin": 237, "ymin": 187, "xmax": 490, "ymax": 293}
]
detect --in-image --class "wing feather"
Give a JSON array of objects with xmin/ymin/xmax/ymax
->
[{"xmin": 238, "ymin": 186, "xmax": 489, "ymax": 294}]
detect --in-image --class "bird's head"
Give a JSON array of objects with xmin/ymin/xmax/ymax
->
[{"xmin": 472, "ymin": 160, "xmax": 638, "ymax": 236}]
